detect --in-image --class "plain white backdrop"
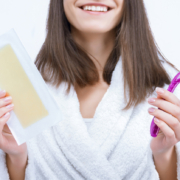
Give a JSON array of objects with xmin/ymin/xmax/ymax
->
[{"xmin": 0, "ymin": 0, "xmax": 180, "ymax": 69}]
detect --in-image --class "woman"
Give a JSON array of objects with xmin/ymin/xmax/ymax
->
[{"xmin": 0, "ymin": 0, "xmax": 180, "ymax": 179}]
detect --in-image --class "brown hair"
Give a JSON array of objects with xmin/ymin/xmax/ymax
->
[{"xmin": 35, "ymin": 0, "xmax": 179, "ymax": 110}]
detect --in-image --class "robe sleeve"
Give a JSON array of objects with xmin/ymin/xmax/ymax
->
[
  {"xmin": 146, "ymin": 141, "xmax": 160, "ymax": 180},
  {"xmin": 0, "ymin": 150, "xmax": 10, "ymax": 180},
  {"xmin": 175, "ymin": 142, "xmax": 180, "ymax": 179},
  {"xmin": 0, "ymin": 140, "xmax": 36, "ymax": 180}
]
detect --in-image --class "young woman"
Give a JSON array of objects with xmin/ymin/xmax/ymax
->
[{"xmin": 0, "ymin": 0, "xmax": 180, "ymax": 179}]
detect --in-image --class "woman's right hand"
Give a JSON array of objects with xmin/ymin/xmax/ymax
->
[{"xmin": 0, "ymin": 89, "xmax": 27, "ymax": 158}]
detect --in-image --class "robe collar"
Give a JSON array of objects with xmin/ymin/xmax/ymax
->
[{"xmin": 48, "ymin": 57, "xmax": 135, "ymax": 179}]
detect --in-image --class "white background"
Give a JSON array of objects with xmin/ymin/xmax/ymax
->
[{"xmin": 0, "ymin": 0, "xmax": 180, "ymax": 69}]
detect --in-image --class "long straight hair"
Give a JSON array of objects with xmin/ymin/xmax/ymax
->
[{"xmin": 35, "ymin": 0, "xmax": 179, "ymax": 110}]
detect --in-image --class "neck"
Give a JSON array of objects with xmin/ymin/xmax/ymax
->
[{"xmin": 71, "ymin": 27, "xmax": 116, "ymax": 80}]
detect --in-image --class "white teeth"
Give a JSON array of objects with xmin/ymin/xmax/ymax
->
[
  {"xmin": 82, "ymin": 6, "xmax": 108, "ymax": 12},
  {"xmin": 92, "ymin": 6, "xmax": 95, "ymax": 11},
  {"xmin": 97, "ymin": 6, "xmax": 101, "ymax": 11},
  {"xmin": 104, "ymin": 7, "xmax": 107, "ymax": 11}
]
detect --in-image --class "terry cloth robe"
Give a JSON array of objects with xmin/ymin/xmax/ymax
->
[{"xmin": 1, "ymin": 57, "xmax": 180, "ymax": 180}]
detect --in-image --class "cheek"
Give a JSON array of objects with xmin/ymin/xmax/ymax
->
[
  {"xmin": 108, "ymin": 10, "xmax": 122, "ymax": 28},
  {"xmin": 63, "ymin": 0, "xmax": 82, "ymax": 30},
  {"xmin": 114, "ymin": 0, "xmax": 124, "ymax": 25}
]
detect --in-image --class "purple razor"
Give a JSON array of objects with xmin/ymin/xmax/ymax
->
[{"xmin": 150, "ymin": 72, "xmax": 180, "ymax": 137}]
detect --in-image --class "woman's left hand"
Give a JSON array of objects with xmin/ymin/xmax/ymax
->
[{"xmin": 148, "ymin": 87, "xmax": 180, "ymax": 156}]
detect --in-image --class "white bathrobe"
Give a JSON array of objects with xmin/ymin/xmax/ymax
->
[{"xmin": 1, "ymin": 57, "xmax": 180, "ymax": 180}]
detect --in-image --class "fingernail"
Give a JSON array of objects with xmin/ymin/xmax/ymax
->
[
  {"xmin": 6, "ymin": 104, "xmax": 14, "ymax": 109},
  {"xmin": 3, "ymin": 112, "xmax": 10, "ymax": 118},
  {"xmin": 148, "ymin": 107, "xmax": 155, "ymax": 113},
  {"xmin": 148, "ymin": 98, "xmax": 156, "ymax": 103},
  {"xmin": 154, "ymin": 118, "xmax": 160, "ymax": 123},
  {"xmin": 156, "ymin": 87, "xmax": 164, "ymax": 94},
  {"xmin": 4, "ymin": 96, "xmax": 12, "ymax": 102},
  {"xmin": 0, "ymin": 90, "xmax": 6, "ymax": 96}
]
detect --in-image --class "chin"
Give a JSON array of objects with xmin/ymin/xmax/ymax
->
[{"xmin": 75, "ymin": 22, "xmax": 115, "ymax": 34}]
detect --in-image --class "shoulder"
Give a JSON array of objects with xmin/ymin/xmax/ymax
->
[{"xmin": 45, "ymin": 81, "xmax": 69, "ymax": 97}]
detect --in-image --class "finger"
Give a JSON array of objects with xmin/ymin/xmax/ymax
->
[
  {"xmin": 0, "ymin": 104, "xmax": 14, "ymax": 118},
  {"xmin": 0, "ymin": 96, "xmax": 13, "ymax": 108},
  {"xmin": 155, "ymin": 87, "xmax": 180, "ymax": 107},
  {"xmin": 148, "ymin": 107, "xmax": 180, "ymax": 134},
  {"xmin": 154, "ymin": 117, "xmax": 178, "ymax": 145},
  {"xmin": 0, "ymin": 90, "xmax": 6, "ymax": 99},
  {"xmin": 148, "ymin": 98, "xmax": 180, "ymax": 120}
]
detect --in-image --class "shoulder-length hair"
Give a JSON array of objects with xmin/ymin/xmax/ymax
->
[{"xmin": 35, "ymin": 0, "xmax": 179, "ymax": 110}]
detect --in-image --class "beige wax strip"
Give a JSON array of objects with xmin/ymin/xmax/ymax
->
[{"xmin": 0, "ymin": 44, "xmax": 48, "ymax": 128}]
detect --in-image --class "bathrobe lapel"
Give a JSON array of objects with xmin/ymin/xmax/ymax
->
[{"xmin": 50, "ymin": 57, "xmax": 134, "ymax": 180}]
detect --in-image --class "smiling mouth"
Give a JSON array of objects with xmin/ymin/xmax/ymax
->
[{"xmin": 79, "ymin": 5, "xmax": 112, "ymax": 12}]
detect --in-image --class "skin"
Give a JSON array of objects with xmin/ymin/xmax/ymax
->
[{"xmin": 0, "ymin": 1, "xmax": 178, "ymax": 179}]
